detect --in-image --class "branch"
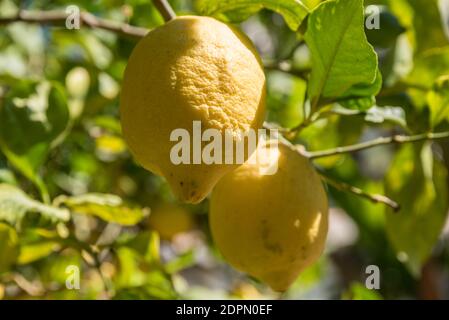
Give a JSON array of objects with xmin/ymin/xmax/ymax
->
[
  {"xmin": 277, "ymin": 135, "xmax": 400, "ymax": 211},
  {"xmin": 307, "ymin": 131, "xmax": 449, "ymax": 159},
  {"xmin": 0, "ymin": 10, "xmax": 149, "ymax": 39},
  {"xmin": 152, "ymin": 0, "xmax": 176, "ymax": 22},
  {"xmin": 12, "ymin": 273, "xmax": 46, "ymax": 297},
  {"xmin": 320, "ymin": 174, "xmax": 400, "ymax": 212}
]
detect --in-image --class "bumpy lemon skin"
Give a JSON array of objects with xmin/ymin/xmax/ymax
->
[
  {"xmin": 120, "ymin": 16, "xmax": 266, "ymax": 204},
  {"xmin": 210, "ymin": 143, "xmax": 329, "ymax": 291}
]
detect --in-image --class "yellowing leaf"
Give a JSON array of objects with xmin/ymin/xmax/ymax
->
[
  {"xmin": 56, "ymin": 193, "xmax": 146, "ymax": 226},
  {"xmin": 17, "ymin": 241, "xmax": 60, "ymax": 265},
  {"xmin": 0, "ymin": 223, "xmax": 19, "ymax": 273}
]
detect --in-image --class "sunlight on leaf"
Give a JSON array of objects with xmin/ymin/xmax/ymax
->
[
  {"xmin": 0, "ymin": 223, "xmax": 19, "ymax": 273},
  {"xmin": 305, "ymin": 0, "xmax": 378, "ymax": 108},
  {"xmin": 0, "ymin": 184, "xmax": 70, "ymax": 225},
  {"xmin": 195, "ymin": 0, "xmax": 309, "ymax": 31},
  {"xmin": 56, "ymin": 193, "xmax": 146, "ymax": 226}
]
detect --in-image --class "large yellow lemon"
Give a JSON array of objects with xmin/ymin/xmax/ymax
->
[
  {"xmin": 210, "ymin": 142, "xmax": 328, "ymax": 291},
  {"xmin": 120, "ymin": 16, "xmax": 266, "ymax": 204}
]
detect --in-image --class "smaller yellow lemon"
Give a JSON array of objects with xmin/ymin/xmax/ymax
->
[
  {"xmin": 210, "ymin": 141, "xmax": 328, "ymax": 291},
  {"xmin": 148, "ymin": 202, "xmax": 196, "ymax": 240}
]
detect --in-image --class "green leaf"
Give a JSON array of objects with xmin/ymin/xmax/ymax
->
[
  {"xmin": 304, "ymin": 0, "xmax": 378, "ymax": 107},
  {"xmin": 0, "ymin": 80, "xmax": 69, "ymax": 156},
  {"xmin": 117, "ymin": 231, "xmax": 160, "ymax": 263},
  {"xmin": 56, "ymin": 193, "xmax": 146, "ymax": 226},
  {"xmin": 427, "ymin": 75, "xmax": 449, "ymax": 128},
  {"xmin": 335, "ymin": 72, "xmax": 382, "ymax": 111},
  {"xmin": 343, "ymin": 70, "xmax": 383, "ymax": 98},
  {"xmin": 384, "ymin": 143, "xmax": 449, "ymax": 274},
  {"xmin": 339, "ymin": 96, "xmax": 376, "ymax": 111},
  {"xmin": 330, "ymin": 104, "xmax": 407, "ymax": 128},
  {"xmin": 114, "ymin": 247, "xmax": 148, "ymax": 288},
  {"xmin": 164, "ymin": 250, "xmax": 195, "ymax": 274},
  {"xmin": 0, "ymin": 184, "xmax": 70, "ymax": 225},
  {"xmin": 0, "ymin": 222, "xmax": 19, "ymax": 273},
  {"xmin": 195, "ymin": 0, "xmax": 309, "ymax": 31}
]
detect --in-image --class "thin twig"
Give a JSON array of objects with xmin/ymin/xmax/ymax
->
[
  {"xmin": 285, "ymin": 117, "xmax": 312, "ymax": 136},
  {"xmin": 0, "ymin": 10, "xmax": 149, "ymax": 39},
  {"xmin": 12, "ymin": 273, "xmax": 46, "ymax": 297},
  {"xmin": 307, "ymin": 131, "xmax": 449, "ymax": 159},
  {"xmin": 278, "ymin": 136, "xmax": 400, "ymax": 211},
  {"xmin": 152, "ymin": 0, "xmax": 176, "ymax": 22},
  {"xmin": 320, "ymin": 174, "xmax": 400, "ymax": 212}
]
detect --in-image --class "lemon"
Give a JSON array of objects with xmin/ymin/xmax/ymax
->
[
  {"xmin": 120, "ymin": 16, "xmax": 266, "ymax": 204},
  {"xmin": 210, "ymin": 142, "xmax": 328, "ymax": 291},
  {"xmin": 148, "ymin": 202, "xmax": 195, "ymax": 240}
]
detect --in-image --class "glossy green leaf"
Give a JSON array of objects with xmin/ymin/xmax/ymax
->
[
  {"xmin": 0, "ymin": 222, "xmax": 19, "ymax": 273},
  {"xmin": 337, "ymin": 71, "xmax": 382, "ymax": 111},
  {"xmin": 343, "ymin": 70, "xmax": 383, "ymax": 99},
  {"xmin": 384, "ymin": 143, "xmax": 449, "ymax": 274},
  {"xmin": 56, "ymin": 193, "xmax": 146, "ymax": 226},
  {"xmin": 304, "ymin": 0, "xmax": 378, "ymax": 107},
  {"xmin": 195, "ymin": 0, "xmax": 309, "ymax": 31}
]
